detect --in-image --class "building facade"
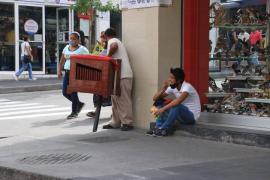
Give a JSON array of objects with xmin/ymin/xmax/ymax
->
[
  {"xmin": 0, "ymin": 0, "xmax": 78, "ymax": 77},
  {"xmin": 121, "ymin": 0, "xmax": 270, "ymax": 129},
  {"xmin": 0, "ymin": 0, "xmax": 114, "ymax": 78}
]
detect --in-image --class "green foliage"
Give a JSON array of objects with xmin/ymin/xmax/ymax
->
[{"xmin": 72, "ymin": 0, "xmax": 120, "ymax": 14}]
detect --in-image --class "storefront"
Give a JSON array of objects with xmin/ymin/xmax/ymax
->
[
  {"xmin": 121, "ymin": 0, "xmax": 270, "ymax": 129},
  {"xmin": 0, "ymin": 0, "xmax": 76, "ymax": 75},
  {"xmin": 206, "ymin": 0, "xmax": 270, "ymax": 116}
]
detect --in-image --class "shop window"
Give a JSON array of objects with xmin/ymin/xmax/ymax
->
[
  {"xmin": 207, "ymin": 0, "xmax": 270, "ymax": 117},
  {"xmin": 0, "ymin": 3, "xmax": 15, "ymax": 71},
  {"xmin": 45, "ymin": 7, "xmax": 57, "ymax": 74},
  {"xmin": 19, "ymin": 6, "xmax": 43, "ymax": 72}
]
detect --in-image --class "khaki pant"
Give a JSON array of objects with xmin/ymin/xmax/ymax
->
[{"xmin": 110, "ymin": 78, "xmax": 133, "ymax": 127}]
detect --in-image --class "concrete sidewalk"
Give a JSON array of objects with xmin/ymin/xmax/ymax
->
[
  {"xmin": 1, "ymin": 128, "xmax": 270, "ymax": 180},
  {"xmin": 0, "ymin": 128, "xmax": 270, "ymax": 180},
  {"xmin": 0, "ymin": 91, "xmax": 270, "ymax": 179},
  {"xmin": 0, "ymin": 78, "xmax": 62, "ymax": 94}
]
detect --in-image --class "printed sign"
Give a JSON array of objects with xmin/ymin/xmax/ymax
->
[
  {"xmin": 24, "ymin": 19, "xmax": 38, "ymax": 35},
  {"xmin": 121, "ymin": 0, "xmax": 172, "ymax": 9},
  {"xmin": 16, "ymin": 0, "xmax": 75, "ymax": 5}
]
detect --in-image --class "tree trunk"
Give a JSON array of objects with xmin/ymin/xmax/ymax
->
[{"xmin": 88, "ymin": 8, "xmax": 94, "ymax": 52}]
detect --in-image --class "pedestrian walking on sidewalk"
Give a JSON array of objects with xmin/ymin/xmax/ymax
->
[
  {"xmin": 13, "ymin": 35, "xmax": 36, "ymax": 81},
  {"xmin": 102, "ymin": 28, "xmax": 134, "ymax": 131},
  {"xmin": 58, "ymin": 32, "xmax": 89, "ymax": 119}
]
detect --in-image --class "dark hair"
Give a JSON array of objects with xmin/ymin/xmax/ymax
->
[
  {"xmin": 170, "ymin": 68, "xmax": 185, "ymax": 83},
  {"xmin": 78, "ymin": 30, "xmax": 85, "ymax": 46},
  {"xmin": 70, "ymin": 32, "xmax": 80, "ymax": 40},
  {"xmin": 105, "ymin": 28, "xmax": 117, "ymax": 37},
  {"xmin": 23, "ymin": 35, "xmax": 28, "ymax": 41}
]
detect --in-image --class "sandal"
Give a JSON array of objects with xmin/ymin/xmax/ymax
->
[
  {"xmin": 86, "ymin": 111, "xmax": 96, "ymax": 117},
  {"xmin": 102, "ymin": 124, "xmax": 115, "ymax": 129}
]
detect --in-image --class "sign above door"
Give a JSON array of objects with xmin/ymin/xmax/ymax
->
[{"xmin": 121, "ymin": 0, "xmax": 172, "ymax": 9}]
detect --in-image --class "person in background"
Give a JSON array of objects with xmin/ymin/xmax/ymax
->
[
  {"xmin": 58, "ymin": 32, "xmax": 89, "ymax": 119},
  {"xmin": 250, "ymin": 47, "xmax": 260, "ymax": 66},
  {"xmin": 13, "ymin": 35, "xmax": 36, "ymax": 81},
  {"xmin": 238, "ymin": 29, "xmax": 250, "ymax": 50},
  {"xmin": 102, "ymin": 28, "xmax": 134, "ymax": 131},
  {"xmin": 86, "ymin": 40, "xmax": 112, "ymax": 118},
  {"xmin": 92, "ymin": 31, "xmax": 106, "ymax": 55}
]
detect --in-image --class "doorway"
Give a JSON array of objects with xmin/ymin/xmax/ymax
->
[
  {"xmin": 56, "ymin": 7, "xmax": 72, "ymax": 73},
  {"xmin": 45, "ymin": 7, "xmax": 73, "ymax": 75},
  {"xmin": 16, "ymin": 4, "xmax": 45, "ymax": 74}
]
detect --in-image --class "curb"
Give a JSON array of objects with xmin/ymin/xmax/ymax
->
[
  {"xmin": 0, "ymin": 84, "xmax": 62, "ymax": 94},
  {"xmin": 0, "ymin": 165, "xmax": 64, "ymax": 180},
  {"xmin": 179, "ymin": 124, "xmax": 270, "ymax": 149}
]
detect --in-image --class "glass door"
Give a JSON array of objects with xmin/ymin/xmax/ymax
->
[
  {"xmin": 17, "ymin": 4, "xmax": 45, "ymax": 73},
  {"xmin": 56, "ymin": 8, "xmax": 72, "ymax": 72},
  {"xmin": 0, "ymin": 3, "xmax": 15, "ymax": 72}
]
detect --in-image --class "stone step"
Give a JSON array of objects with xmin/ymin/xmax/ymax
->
[{"xmin": 179, "ymin": 123, "xmax": 270, "ymax": 149}]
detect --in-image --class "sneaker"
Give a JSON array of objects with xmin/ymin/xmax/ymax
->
[
  {"xmin": 13, "ymin": 74, "xmax": 18, "ymax": 81},
  {"xmin": 67, "ymin": 112, "xmax": 78, "ymax": 119},
  {"xmin": 29, "ymin": 78, "xmax": 37, "ymax": 81},
  {"xmin": 154, "ymin": 128, "xmax": 168, "ymax": 137},
  {"xmin": 86, "ymin": 111, "xmax": 96, "ymax": 117},
  {"xmin": 77, "ymin": 102, "xmax": 85, "ymax": 114},
  {"xmin": 121, "ymin": 124, "xmax": 134, "ymax": 131},
  {"xmin": 146, "ymin": 130, "xmax": 155, "ymax": 136},
  {"xmin": 102, "ymin": 124, "xmax": 115, "ymax": 129}
]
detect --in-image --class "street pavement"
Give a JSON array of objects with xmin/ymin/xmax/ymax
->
[
  {"xmin": 0, "ymin": 91, "xmax": 270, "ymax": 180},
  {"xmin": 0, "ymin": 78, "xmax": 62, "ymax": 94}
]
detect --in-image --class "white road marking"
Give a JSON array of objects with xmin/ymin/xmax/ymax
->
[
  {"xmin": 0, "ymin": 103, "xmax": 40, "ymax": 109},
  {"xmin": 0, "ymin": 107, "xmax": 71, "ymax": 116},
  {"xmin": 0, "ymin": 105, "xmax": 58, "ymax": 112},
  {"xmin": 0, "ymin": 110, "xmax": 90, "ymax": 120},
  {"xmin": 0, "ymin": 101, "xmax": 23, "ymax": 105}
]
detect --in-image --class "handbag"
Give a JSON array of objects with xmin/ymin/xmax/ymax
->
[{"xmin": 23, "ymin": 55, "xmax": 31, "ymax": 63}]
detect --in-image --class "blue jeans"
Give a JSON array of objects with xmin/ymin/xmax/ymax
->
[
  {"xmin": 15, "ymin": 57, "xmax": 33, "ymax": 79},
  {"xmin": 156, "ymin": 104, "xmax": 195, "ymax": 129},
  {"xmin": 62, "ymin": 71, "xmax": 81, "ymax": 113}
]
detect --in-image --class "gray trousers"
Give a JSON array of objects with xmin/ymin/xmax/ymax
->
[{"xmin": 110, "ymin": 78, "xmax": 133, "ymax": 127}]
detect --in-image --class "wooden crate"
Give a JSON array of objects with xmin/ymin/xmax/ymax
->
[{"xmin": 67, "ymin": 55, "xmax": 121, "ymax": 97}]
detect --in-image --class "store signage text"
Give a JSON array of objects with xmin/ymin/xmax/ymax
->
[
  {"xmin": 121, "ymin": 0, "xmax": 172, "ymax": 9},
  {"xmin": 15, "ymin": 0, "xmax": 75, "ymax": 5},
  {"xmin": 24, "ymin": 19, "xmax": 38, "ymax": 35}
]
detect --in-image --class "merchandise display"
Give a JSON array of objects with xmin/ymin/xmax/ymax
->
[{"xmin": 207, "ymin": 1, "xmax": 270, "ymax": 117}]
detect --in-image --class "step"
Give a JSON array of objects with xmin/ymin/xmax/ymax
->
[{"xmin": 179, "ymin": 112, "xmax": 270, "ymax": 148}]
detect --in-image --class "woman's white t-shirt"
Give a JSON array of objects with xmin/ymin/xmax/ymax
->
[
  {"xmin": 62, "ymin": 45, "xmax": 89, "ymax": 70},
  {"xmin": 107, "ymin": 38, "xmax": 133, "ymax": 79},
  {"xmin": 21, "ymin": 42, "xmax": 31, "ymax": 56},
  {"xmin": 165, "ymin": 81, "xmax": 201, "ymax": 120}
]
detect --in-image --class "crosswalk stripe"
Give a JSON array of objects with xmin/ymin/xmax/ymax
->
[
  {"xmin": 0, "ymin": 101, "xmax": 23, "ymax": 105},
  {"xmin": 0, "ymin": 107, "xmax": 71, "ymax": 117},
  {"xmin": 0, "ymin": 103, "xmax": 40, "ymax": 109},
  {"xmin": 0, "ymin": 110, "xmax": 90, "ymax": 120},
  {"xmin": 0, "ymin": 99, "xmax": 9, "ymax": 102},
  {"xmin": 0, "ymin": 105, "xmax": 58, "ymax": 112}
]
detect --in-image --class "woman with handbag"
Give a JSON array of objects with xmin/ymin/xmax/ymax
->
[{"xmin": 13, "ymin": 35, "xmax": 36, "ymax": 81}]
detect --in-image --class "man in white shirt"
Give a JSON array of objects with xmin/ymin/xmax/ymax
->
[
  {"xmin": 102, "ymin": 28, "xmax": 134, "ymax": 131},
  {"xmin": 150, "ymin": 68, "xmax": 201, "ymax": 136}
]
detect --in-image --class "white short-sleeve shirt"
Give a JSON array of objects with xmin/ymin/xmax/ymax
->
[
  {"xmin": 62, "ymin": 45, "xmax": 89, "ymax": 70},
  {"xmin": 165, "ymin": 81, "xmax": 201, "ymax": 120},
  {"xmin": 21, "ymin": 42, "xmax": 31, "ymax": 56},
  {"xmin": 107, "ymin": 38, "xmax": 133, "ymax": 79}
]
